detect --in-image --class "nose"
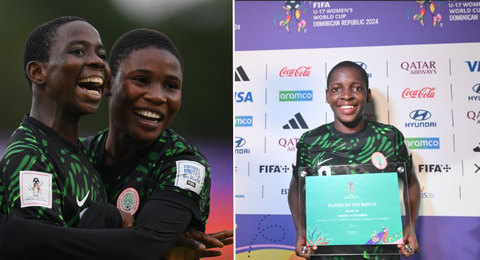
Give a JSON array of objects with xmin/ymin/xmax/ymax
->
[
  {"xmin": 86, "ymin": 52, "xmax": 106, "ymax": 69},
  {"xmin": 144, "ymin": 85, "xmax": 167, "ymax": 104},
  {"xmin": 340, "ymin": 88, "xmax": 353, "ymax": 100}
]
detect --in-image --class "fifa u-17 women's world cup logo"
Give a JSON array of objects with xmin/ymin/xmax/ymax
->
[
  {"xmin": 346, "ymin": 181, "xmax": 355, "ymax": 193},
  {"xmin": 29, "ymin": 177, "xmax": 43, "ymax": 195},
  {"xmin": 275, "ymin": 1, "xmax": 311, "ymax": 33},
  {"xmin": 408, "ymin": 1, "xmax": 443, "ymax": 27}
]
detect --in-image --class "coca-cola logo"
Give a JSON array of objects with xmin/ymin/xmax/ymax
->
[
  {"xmin": 279, "ymin": 66, "xmax": 312, "ymax": 77},
  {"xmin": 402, "ymin": 87, "xmax": 436, "ymax": 98}
]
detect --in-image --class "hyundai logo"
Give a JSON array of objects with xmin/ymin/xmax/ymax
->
[
  {"xmin": 355, "ymin": 62, "xmax": 367, "ymax": 70},
  {"xmin": 235, "ymin": 137, "xmax": 247, "ymax": 148},
  {"xmin": 409, "ymin": 110, "xmax": 432, "ymax": 121},
  {"xmin": 473, "ymin": 83, "xmax": 480, "ymax": 94}
]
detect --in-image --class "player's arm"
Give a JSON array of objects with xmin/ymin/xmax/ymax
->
[
  {"xmin": 396, "ymin": 130, "xmax": 421, "ymax": 257},
  {"xmin": 399, "ymin": 165, "xmax": 421, "ymax": 257},
  {"xmin": 1, "ymin": 150, "xmax": 66, "ymax": 226},
  {"xmin": 0, "ymin": 191, "xmax": 195, "ymax": 260}
]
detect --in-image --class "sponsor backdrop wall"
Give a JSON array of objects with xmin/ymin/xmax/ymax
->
[{"xmin": 234, "ymin": 1, "xmax": 480, "ymax": 260}]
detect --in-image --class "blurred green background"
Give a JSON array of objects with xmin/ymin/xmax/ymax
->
[
  {"xmin": 0, "ymin": 1, "xmax": 234, "ymax": 258},
  {"xmin": 0, "ymin": 0, "xmax": 232, "ymax": 140}
]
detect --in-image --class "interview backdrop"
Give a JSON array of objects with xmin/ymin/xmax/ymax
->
[{"xmin": 235, "ymin": 1, "xmax": 480, "ymax": 259}]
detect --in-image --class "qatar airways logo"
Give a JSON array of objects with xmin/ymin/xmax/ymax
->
[
  {"xmin": 400, "ymin": 61, "xmax": 437, "ymax": 75},
  {"xmin": 402, "ymin": 87, "xmax": 436, "ymax": 99},
  {"xmin": 279, "ymin": 66, "xmax": 312, "ymax": 77}
]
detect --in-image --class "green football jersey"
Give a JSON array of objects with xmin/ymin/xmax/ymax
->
[
  {"xmin": 82, "ymin": 128, "xmax": 211, "ymax": 230},
  {"xmin": 294, "ymin": 120, "xmax": 412, "ymax": 260},
  {"xmin": 0, "ymin": 116, "xmax": 106, "ymax": 227}
]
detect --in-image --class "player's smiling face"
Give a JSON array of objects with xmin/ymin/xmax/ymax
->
[
  {"xmin": 326, "ymin": 66, "xmax": 370, "ymax": 134},
  {"xmin": 107, "ymin": 47, "xmax": 182, "ymax": 144},
  {"xmin": 43, "ymin": 21, "xmax": 109, "ymax": 116}
]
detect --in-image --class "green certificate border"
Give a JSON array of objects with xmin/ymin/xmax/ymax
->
[{"xmin": 305, "ymin": 172, "xmax": 403, "ymax": 246}]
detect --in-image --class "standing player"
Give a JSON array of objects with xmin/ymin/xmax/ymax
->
[
  {"xmin": 0, "ymin": 28, "xmax": 231, "ymax": 260},
  {"xmin": 288, "ymin": 61, "xmax": 421, "ymax": 260}
]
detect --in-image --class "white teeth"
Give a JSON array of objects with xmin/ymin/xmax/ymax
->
[
  {"xmin": 86, "ymin": 89, "xmax": 100, "ymax": 96},
  {"xmin": 134, "ymin": 110, "xmax": 161, "ymax": 120},
  {"xmin": 340, "ymin": 106, "xmax": 354, "ymax": 109},
  {"xmin": 77, "ymin": 77, "xmax": 104, "ymax": 87}
]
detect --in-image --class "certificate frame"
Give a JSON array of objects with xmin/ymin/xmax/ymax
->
[{"xmin": 297, "ymin": 162, "xmax": 413, "ymax": 256}]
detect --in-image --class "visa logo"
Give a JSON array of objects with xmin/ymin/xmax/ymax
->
[
  {"xmin": 466, "ymin": 61, "xmax": 480, "ymax": 72},
  {"xmin": 235, "ymin": 92, "xmax": 253, "ymax": 103}
]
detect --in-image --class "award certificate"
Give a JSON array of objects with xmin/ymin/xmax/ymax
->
[{"xmin": 305, "ymin": 172, "xmax": 403, "ymax": 246}]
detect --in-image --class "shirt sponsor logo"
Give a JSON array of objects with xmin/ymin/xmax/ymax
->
[
  {"xmin": 279, "ymin": 90, "xmax": 313, "ymax": 102},
  {"xmin": 405, "ymin": 137, "xmax": 440, "ymax": 149},
  {"xmin": 235, "ymin": 136, "xmax": 251, "ymax": 154},
  {"xmin": 235, "ymin": 91, "xmax": 253, "ymax": 103},
  {"xmin": 175, "ymin": 160, "xmax": 206, "ymax": 195},
  {"xmin": 400, "ymin": 61, "xmax": 437, "ymax": 75},
  {"xmin": 117, "ymin": 188, "xmax": 140, "ymax": 215},
  {"xmin": 279, "ymin": 66, "xmax": 312, "ymax": 77},
  {"xmin": 20, "ymin": 171, "xmax": 52, "ymax": 209},
  {"xmin": 259, "ymin": 165, "xmax": 290, "ymax": 173},
  {"xmin": 418, "ymin": 164, "xmax": 451, "ymax": 173},
  {"xmin": 466, "ymin": 61, "xmax": 480, "ymax": 72},
  {"xmin": 235, "ymin": 116, "xmax": 253, "ymax": 127},
  {"xmin": 402, "ymin": 87, "xmax": 436, "ymax": 99},
  {"xmin": 405, "ymin": 109, "xmax": 437, "ymax": 128}
]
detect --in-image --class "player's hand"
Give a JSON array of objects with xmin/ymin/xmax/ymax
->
[
  {"xmin": 164, "ymin": 229, "xmax": 233, "ymax": 260},
  {"xmin": 294, "ymin": 232, "xmax": 316, "ymax": 259},
  {"xmin": 118, "ymin": 209, "xmax": 135, "ymax": 228},
  {"xmin": 207, "ymin": 229, "xmax": 233, "ymax": 247},
  {"xmin": 397, "ymin": 224, "xmax": 418, "ymax": 258}
]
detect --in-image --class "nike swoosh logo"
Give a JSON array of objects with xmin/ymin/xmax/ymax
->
[
  {"xmin": 76, "ymin": 190, "xmax": 90, "ymax": 207},
  {"xmin": 317, "ymin": 158, "xmax": 333, "ymax": 166}
]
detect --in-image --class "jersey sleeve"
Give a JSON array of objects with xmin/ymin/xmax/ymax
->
[
  {"xmin": 293, "ymin": 132, "xmax": 311, "ymax": 180},
  {"xmin": 0, "ymin": 149, "xmax": 67, "ymax": 226},
  {"xmin": 152, "ymin": 149, "xmax": 211, "ymax": 230}
]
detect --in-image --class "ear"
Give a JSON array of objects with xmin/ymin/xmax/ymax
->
[
  {"xmin": 103, "ymin": 78, "xmax": 113, "ymax": 97},
  {"xmin": 366, "ymin": 88, "xmax": 372, "ymax": 103},
  {"xmin": 325, "ymin": 88, "xmax": 330, "ymax": 104},
  {"xmin": 26, "ymin": 61, "xmax": 46, "ymax": 86}
]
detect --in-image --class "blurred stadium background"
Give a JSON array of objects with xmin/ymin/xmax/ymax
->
[{"xmin": 0, "ymin": 0, "xmax": 233, "ymax": 258}]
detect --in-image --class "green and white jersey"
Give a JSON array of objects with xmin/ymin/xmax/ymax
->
[
  {"xmin": 295, "ymin": 120, "xmax": 412, "ymax": 177},
  {"xmin": 294, "ymin": 120, "xmax": 412, "ymax": 260},
  {"xmin": 0, "ymin": 116, "xmax": 106, "ymax": 227},
  {"xmin": 82, "ymin": 128, "xmax": 211, "ymax": 230}
]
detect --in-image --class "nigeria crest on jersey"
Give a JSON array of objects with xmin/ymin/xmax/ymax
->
[{"xmin": 117, "ymin": 187, "xmax": 140, "ymax": 215}]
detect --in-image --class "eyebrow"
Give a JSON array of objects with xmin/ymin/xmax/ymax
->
[
  {"xmin": 133, "ymin": 69, "xmax": 182, "ymax": 81},
  {"xmin": 67, "ymin": 40, "xmax": 106, "ymax": 50}
]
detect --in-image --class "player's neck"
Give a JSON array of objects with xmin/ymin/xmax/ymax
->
[{"xmin": 29, "ymin": 106, "xmax": 81, "ymax": 144}]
